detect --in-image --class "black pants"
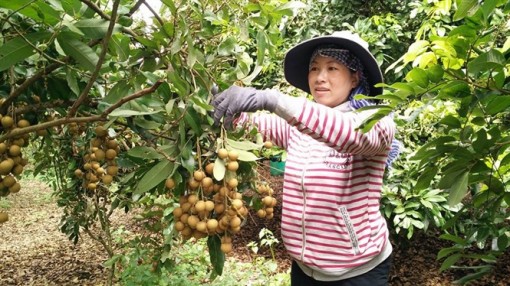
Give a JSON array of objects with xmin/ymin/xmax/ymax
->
[{"xmin": 290, "ymin": 256, "xmax": 392, "ymax": 286}]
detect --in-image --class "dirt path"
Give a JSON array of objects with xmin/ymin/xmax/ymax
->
[
  {"xmin": 1, "ymin": 178, "xmax": 509, "ymax": 286},
  {"xmin": 0, "ymin": 180, "xmax": 109, "ymax": 285}
]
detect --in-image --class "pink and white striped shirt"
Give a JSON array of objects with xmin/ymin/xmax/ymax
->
[{"xmin": 239, "ymin": 95, "xmax": 395, "ymax": 281}]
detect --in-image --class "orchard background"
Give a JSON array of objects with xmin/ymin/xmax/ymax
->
[{"xmin": 0, "ymin": 0, "xmax": 510, "ymax": 285}]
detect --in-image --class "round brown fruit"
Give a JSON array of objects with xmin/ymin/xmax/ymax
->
[
  {"xmin": 227, "ymin": 178, "xmax": 238, "ymax": 189},
  {"xmin": 263, "ymin": 141, "xmax": 273, "ymax": 149},
  {"xmin": 230, "ymin": 216, "xmax": 241, "ymax": 228},
  {"xmin": 174, "ymin": 221, "xmax": 185, "ymax": 231},
  {"xmin": 165, "ymin": 178, "xmax": 175, "ymax": 189},
  {"xmin": 0, "ymin": 159, "xmax": 14, "ymax": 175},
  {"xmin": 220, "ymin": 242, "xmax": 233, "ymax": 254},
  {"xmin": 106, "ymin": 166, "xmax": 119, "ymax": 176},
  {"xmin": 1, "ymin": 116, "xmax": 14, "ymax": 129},
  {"xmin": 105, "ymin": 149, "xmax": 117, "ymax": 160},
  {"xmin": 231, "ymin": 199, "xmax": 243, "ymax": 210},
  {"xmin": 201, "ymin": 177, "xmax": 213, "ymax": 188},
  {"xmin": 102, "ymin": 174, "xmax": 113, "ymax": 185},
  {"xmin": 204, "ymin": 200, "xmax": 215, "ymax": 212},
  {"xmin": 205, "ymin": 163, "xmax": 215, "ymax": 175},
  {"xmin": 0, "ymin": 212, "xmax": 8, "ymax": 223},
  {"xmin": 2, "ymin": 175, "xmax": 16, "ymax": 188},
  {"xmin": 193, "ymin": 170, "xmax": 205, "ymax": 182},
  {"xmin": 0, "ymin": 143, "xmax": 7, "ymax": 154},
  {"xmin": 227, "ymin": 161, "xmax": 239, "ymax": 172},
  {"xmin": 87, "ymin": 183, "xmax": 97, "ymax": 191},
  {"xmin": 217, "ymin": 148, "xmax": 228, "ymax": 159},
  {"xmin": 8, "ymin": 145, "xmax": 21, "ymax": 157},
  {"xmin": 94, "ymin": 149, "xmax": 106, "ymax": 161},
  {"xmin": 228, "ymin": 150, "xmax": 239, "ymax": 161},
  {"xmin": 8, "ymin": 182, "xmax": 21, "ymax": 193},
  {"xmin": 106, "ymin": 140, "xmax": 118, "ymax": 149},
  {"xmin": 206, "ymin": 219, "xmax": 218, "ymax": 232},
  {"xmin": 94, "ymin": 126, "xmax": 108, "ymax": 137},
  {"xmin": 194, "ymin": 200, "xmax": 206, "ymax": 212},
  {"xmin": 17, "ymin": 119, "xmax": 30, "ymax": 128}
]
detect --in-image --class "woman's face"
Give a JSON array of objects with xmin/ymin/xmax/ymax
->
[{"xmin": 308, "ymin": 56, "xmax": 359, "ymax": 108}]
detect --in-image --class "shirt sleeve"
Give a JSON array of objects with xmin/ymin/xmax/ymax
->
[{"xmin": 273, "ymin": 95, "xmax": 395, "ymax": 156}]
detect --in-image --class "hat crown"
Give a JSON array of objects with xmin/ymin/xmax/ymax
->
[{"xmin": 330, "ymin": 31, "xmax": 369, "ymax": 50}]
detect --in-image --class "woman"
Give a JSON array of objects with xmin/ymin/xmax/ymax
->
[{"xmin": 212, "ymin": 31, "xmax": 397, "ymax": 286}]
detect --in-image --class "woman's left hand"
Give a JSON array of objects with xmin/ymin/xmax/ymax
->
[{"xmin": 211, "ymin": 85, "xmax": 278, "ymax": 129}]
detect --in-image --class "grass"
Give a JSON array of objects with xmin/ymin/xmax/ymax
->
[{"xmin": 118, "ymin": 239, "xmax": 290, "ymax": 286}]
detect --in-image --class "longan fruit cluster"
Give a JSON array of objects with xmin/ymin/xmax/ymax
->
[
  {"xmin": 74, "ymin": 125, "xmax": 120, "ymax": 194},
  {"xmin": 0, "ymin": 115, "xmax": 31, "ymax": 199},
  {"xmin": 170, "ymin": 147, "xmax": 274, "ymax": 254},
  {"xmin": 255, "ymin": 183, "xmax": 277, "ymax": 219}
]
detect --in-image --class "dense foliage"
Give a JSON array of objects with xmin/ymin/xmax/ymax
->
[{"xmin": 0, "ymin": 0, "xmax": 509, "ymax": 285}]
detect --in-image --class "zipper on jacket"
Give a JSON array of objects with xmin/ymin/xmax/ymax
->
[
  {"xmin": 339, "ymin": 206, "xmax": 361, "ymax": 255},
  {"xmin": 300, "ymin": 156, "xmax": 307, "ymax": 262}
]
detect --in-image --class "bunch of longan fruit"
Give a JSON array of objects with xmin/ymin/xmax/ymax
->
[
  {"xmin": 0, "ymin": 115, "xmax": 32, "ymax": 224},
  {"xmin": 169, "ymin": 147, "xmax": 277, "ymax": 254},
  {"xmin": 0, "ymin": 115, "xmax": 30, "ymax": 198},
  {"xmin": 74, "ymin": 125, "xmax": 120, "ymax": 195}
]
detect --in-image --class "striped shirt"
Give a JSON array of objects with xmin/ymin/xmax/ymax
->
[{"xmin": 239, "ymin": 95, "xmax": 395, "ymax": 281}]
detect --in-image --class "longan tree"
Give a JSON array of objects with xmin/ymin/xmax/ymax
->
[{"xmin": 0, "ymin": 0, "xmax": 305, "ymax": 283}]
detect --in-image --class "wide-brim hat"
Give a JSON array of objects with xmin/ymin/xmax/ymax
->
[{"xmin": 284, "ymin": 31, "xmax": 383, "ymax": 96}]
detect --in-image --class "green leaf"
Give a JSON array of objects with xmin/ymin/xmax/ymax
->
[
  {"xmin": 207, "ymin": 235, "xmax": 225, "ymax": 276},
  {"xmin": 485, "ymin": 95, "xmax": 510, "ymax": 115},
  {"xmin": 0, "ymin": 0, "xmax": 60, "ymax": 25},
  {"xmin": 184, "ymin": 107, "xmax": 202, "ymax": 135},
  {"xmin": 167, "ymin": 71, "xmax": 190, "ymax": 97},
  {"xmin": 447, "ymin": 171, "xmax": 469, "ymax": 206},
  {"xmin": 236, "ymin": 150, "xmax": 259, "ymax": 162},
  {"xmin": 0, "ymin": 32, "xmax": 50, "ymax": 72},
  {"xmin": 453, "ymin": 0, "xmax": 479, "ymax": 21},
  {"xmin": 57, "ymin": 33, "xmax": 99, "ymax": 72},
  {"xmin": 426, "ymin": 65, "xmax": 444, "ymax": 83},
  {"xmin": 127, "ymin": 146, "xmax": 165, "ymax": 160},
  {"xmin": 440, "ymin": 233, "xmax": 468, "ymax": 245},
  {"xmin": 415, "ymin": 166, "xmax": 438, "ymax": 191},
  {"xmin": 406, "ymin": 68, "xmax": 429, "ymax": 88},
  {"xmin": 66, "ymin": 68, "xmax": 80, "ymax": 96},
  {"xmin": 134, "ymin": 160, "xmax": 175, "ymax": 196},
  {"xmin": 226, "ymin": 138, "xmax": 263, "ymax": 151},
  {"xmin": 213, "ymin": 157, "xmax": 226, "ymax": 181},
  {"xmin": 110, "ymin": 34, "xmax": 130, "ymax": 61},
  {"xmin": 218, "ymin": 37, "xmax": 236, "ymax": 56},
  {"xmin": 437, "ymin": 246, "xmax": 461, "ymax": 260},
  {"xmin": 472, "ymin": 129, "xmax": 488, "ymax": 153},
  {"xmin": 103, "ymin": 81, "xmax": 132, "ymax": 104},
  {"xmin": 109, "ymin": 108, "xmax": 162, "ymax": 117},
  {"xmin": 74, "ymin": 19, "xmax": 120, "ymax": 39},
  {"xmin": 439, "ymin": 115, "xmax": 461, "ymax": 128},
  {"xmin": 467, "ymin": 50, "xmax": 506, "ymax": 74},
  {"xmin": 438, "ymin": 80, "xmax": 471, "ymax": 98},
  {"xmin": 440, "ymin": 253, "xmax": 461, "ymax": 271}
]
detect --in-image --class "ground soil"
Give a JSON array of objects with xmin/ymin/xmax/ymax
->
[{"xmin": 1, "ymin": 168, "xmax": 509, "ymax": 286}]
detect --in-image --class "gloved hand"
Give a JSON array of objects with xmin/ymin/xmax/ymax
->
[{"xmin": 212, "ymin": 85, "xmax": 279, "ymax": 129}]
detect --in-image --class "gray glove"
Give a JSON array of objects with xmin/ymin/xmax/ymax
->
[{"xmin": 212, "ymin": 85, "xmax": 278, "ymax": 129}]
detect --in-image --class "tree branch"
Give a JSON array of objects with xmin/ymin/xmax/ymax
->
[
  {"xmin": 100, "ymin": 79, "xmax": 164, "ymax": 117},
  {"xmin": 67, "ymin": 0, "xmax": 122, "ymax": 118},
  {"xmin": 79, "ymin": 0, "xmax": 137, "ymax": 38},
  {"xmin": 0, "ymin": 115, "xmax": 102, "ymax": 142}
]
